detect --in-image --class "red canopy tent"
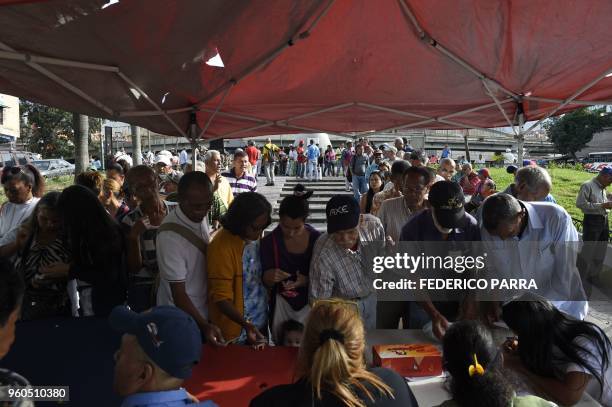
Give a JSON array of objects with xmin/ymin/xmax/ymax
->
[{"xmin": 0, "ymin": 0, "xmax": 611, "ymax": 157}]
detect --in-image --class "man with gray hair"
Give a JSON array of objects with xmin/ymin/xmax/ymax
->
[
  {"xmin": 503, "ymin": 165, "xmax": 556, "ymax": 203},
  {"xmin": 481, "ymin": 193, "xmax": 588, "ymax": 320}
]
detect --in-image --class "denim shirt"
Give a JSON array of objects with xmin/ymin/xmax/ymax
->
[{"xmin": 121, "ymin": 389, "xmax": 218, "ymax": 407}]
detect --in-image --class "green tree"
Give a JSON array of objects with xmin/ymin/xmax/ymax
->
[
  {"xmin": 20, "ymin": 100, "xmax": 101, "ymax": 158},
  {"xmin": 545, "ymin": 107, "xmax": 612, "ymax": 159}
]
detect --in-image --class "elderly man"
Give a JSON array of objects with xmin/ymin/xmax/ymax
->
[
  {"xmin": 376, "ymin": 167, "xmax": 430, "ymax": 329},
  {"xmin": 156, "ymin": 172, "xmax": 225, "ymax": 346},
  {"xmin": 204, "ymin": 150, "xmax": 233, "ymax": 231},
  {"xmin": 378, "ymin": 166, "xmax": 430, "ymax": 245},
  {"xmin": 383, "ymin": 145, "xmax": 398, "ymax": 163},
  {"xmin": 576, "ymin": 166, "xmax": 612, "ymax": 290},
  {"xmin": 409, "ymin": 150, "xmax": 428, "ymax": 167},
  {"xmin": 481, "ymin": 194, "xmax": 588, "ymax": 320},
  {"xmin": 459, "ymin": 163, "xmax": 480, "ymax": 196},
  {"xmin": 503, "ymin": 165, "xmax": 556, "ymax": 203},
  {"xmin": 110, "ymin": 305, "xmax": 218, "ymax": 407},
  {"xmin": 400, "ymin": 181, "xmax": 481, "ymax": 339},
  {"xmin": 222, "ymin": 150, "xmax": 257, "ymax": 196},
  {"xmin": 309, "ymin": 195, "xmax": 385, "ymax": 330},
  {"xmin": 436, "ymin": 158, "xmax": 457, "ymax": 182}
]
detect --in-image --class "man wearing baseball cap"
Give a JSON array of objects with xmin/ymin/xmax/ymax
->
[
  {"xmin": 110, "ymin": 305, "xmax": 217, "ymax": 407},
  {"xmin": 399, "ymin": 181, "xmax": 481, "ymax": 339},
  {"xmin": 309, "ymin": 195, "xmax": 385, "ymax": 329},
  {"xmin": 577, "ymin": 165, "xmax": 612, "ymax": 292}
]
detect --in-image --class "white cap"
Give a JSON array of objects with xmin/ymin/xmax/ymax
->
[{"xmin": 156, "ymin": 155, "xmax": 172, "ymax": 166}]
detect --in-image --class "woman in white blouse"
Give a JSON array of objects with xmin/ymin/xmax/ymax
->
[{"xmin": 0, "ymin": 164, "xmax": 44, "ymax": 247}]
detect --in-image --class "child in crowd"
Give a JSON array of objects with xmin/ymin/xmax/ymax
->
[
  {"xmin": 503, "ymin": 296, "xmax": 612, "ymax": 406},
  {"xmin": 278, "ymin": 319, "xmax": 304, "ymax": 347},
  {"xmin": 438, "ymin": 320, "xmax": 555, "ymax": 407}
]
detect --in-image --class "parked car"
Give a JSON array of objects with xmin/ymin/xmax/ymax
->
[
  {"xmin": 32, "ymin": 159, "xmax": 75, "ymax": 178},
  {"xmin": 0, "ymin": 150, "xmax": 39, "ymax": 168}
]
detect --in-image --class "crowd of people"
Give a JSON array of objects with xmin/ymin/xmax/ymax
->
[{"xmin": 0, "ymin": 136, "xmax": 611, "ymax": 407}]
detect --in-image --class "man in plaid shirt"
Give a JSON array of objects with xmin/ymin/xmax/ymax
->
[{"xmin": 309, "ymin": 195, "xmax": 385, "ymax": 329}]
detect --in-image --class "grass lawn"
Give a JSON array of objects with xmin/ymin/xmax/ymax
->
[{"xmin": 0, "ymin": 169, "xmax": 601, "ymax": 225}]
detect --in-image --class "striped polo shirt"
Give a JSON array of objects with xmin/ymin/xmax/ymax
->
[{"xmin": 222, "ymin": 168, "xmax": 257, "ymax": 197}]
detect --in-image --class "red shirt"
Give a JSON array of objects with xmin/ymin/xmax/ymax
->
[
  {"xmin": 245, "ymin": 146, "xmax": 260, "ymax": 165},
  {"xmin": 460, "ymin": 172, "xmax": 481, "ymax": 195}
]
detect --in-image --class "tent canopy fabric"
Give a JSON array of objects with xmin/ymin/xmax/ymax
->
[{"xmin": 0, "ymin": 0, "xmax": 610, "ymax": 140}]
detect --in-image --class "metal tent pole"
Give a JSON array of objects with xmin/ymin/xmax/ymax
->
[{"xmin": 517, "ymin": 102, "xmax": 525, "ymax": 164}]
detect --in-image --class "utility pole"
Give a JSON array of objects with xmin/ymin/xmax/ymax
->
[{"xmin": 73, "ymin": 113, "xmax": 88, "ymax": 176}]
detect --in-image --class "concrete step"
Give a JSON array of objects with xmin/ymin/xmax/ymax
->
[
  {"xmin": 284, "ymin": 179, "xmax": 346, "ymax": 185},
  {"xmin": 280, "ymin": 191, "xmax": 353, "ymax": 198},
  {"xmin": 272, "ymin": 204, "xmax": 327, "ymax": 213},
  {"xmin": 281, "ymin": 185, "xmax": 350, "ymax": 191},
  {"xmin": 274, "ymin": 197, "xmax": 346, "ymax": 205},
  {"xmin": 264, "ymin": 222, "xmax": 327, "ymax": 235},
  {"xmin": 273, "ymin": 212, "xmax": 328, "ymax": 222}
]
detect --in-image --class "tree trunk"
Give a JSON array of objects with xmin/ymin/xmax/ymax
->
[
  {"xmin": 131, "ymin": 125, "xmax": 142, "ymax": 165},
  {"xmin": 73, "ymin": 113, "xmax": 89, "ymax": 176},
  {"xmin": 463, "ymin": 130, "xmax": 471, "ymax": 162}
]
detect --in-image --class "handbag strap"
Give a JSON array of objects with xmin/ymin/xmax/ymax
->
[{"xmin": 157, "ymin": 223, "xmax": 206, "ymax": 255}]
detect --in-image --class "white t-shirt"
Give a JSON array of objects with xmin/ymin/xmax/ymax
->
[
  {"xmin": 156, "ymin": 205, "xmax": 210, "ymax": 320},
  {"xmin": 557, "ymin": 335, "xmax": 612, "ymax": 406},
  {"xmin": 0, "ymin": 197, "xmax": 40, "ymax": 246}
]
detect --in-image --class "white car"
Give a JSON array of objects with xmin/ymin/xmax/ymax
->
[{"xmin": 32, "ymin": 159, "xmax": 75, "ymax": 178}]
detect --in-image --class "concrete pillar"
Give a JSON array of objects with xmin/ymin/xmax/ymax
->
[{"xmin": 131, "ymin": 125, "xmax": 142, "ymax": 165}]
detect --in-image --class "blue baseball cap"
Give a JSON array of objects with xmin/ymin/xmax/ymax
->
[
  {"xmin": 600, "ymin": 166, "xmax": 612, "ymax": 176},
  {"xmin": 109, "ymin": 305, "xmax": 202, "ymax": 379}
]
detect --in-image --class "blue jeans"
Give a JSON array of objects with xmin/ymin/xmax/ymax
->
[
  {"xmin": 296, "ymin": 162, "xmax": 305, "ymax": 178},
  {"xmin": 352, "ymin": 175, "xmax": 368, "ymax": 202}
]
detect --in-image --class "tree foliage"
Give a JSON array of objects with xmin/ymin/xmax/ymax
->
[
  {"xmin": 545, "ymin": 107, "xmax": 612, "ymax": 158},
  {"xmin": 19, "ymin": 100, "xmax": 101, "ymax": 158}
]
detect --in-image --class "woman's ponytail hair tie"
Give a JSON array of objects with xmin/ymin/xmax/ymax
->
[
  {"xmin": 468, "ymin": 353, "xmax": 485, "ymax": 377},
  {"xmin": 319, "ymin": 329, "xmax": 344, "ymax": 346}
]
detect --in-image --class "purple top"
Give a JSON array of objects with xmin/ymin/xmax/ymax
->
[{"xmin": 260, "ymin": 224, "xmax": 321, "ymax": 310}]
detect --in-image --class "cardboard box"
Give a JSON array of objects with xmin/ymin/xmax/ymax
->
[{"xmin": 372, "ymin": 344, "xmax": 442, "ymax": 378}]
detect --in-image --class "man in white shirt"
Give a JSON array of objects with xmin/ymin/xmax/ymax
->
[
  {"xmin": 179, "ymin": 149, "xmax": 189, "ymax": 170},
  {"xmin": 481, "ymin": 193, "xmax": 588, "ymax": 320},
  {"xmin": 156, "ymin": 171, "xmax": 224, "ymax": 345}
]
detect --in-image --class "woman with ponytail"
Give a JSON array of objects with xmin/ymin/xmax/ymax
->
[
  {"xmin": 250, "ymin": 299, "xmax": 417, "ymax": 407},
  {"xmin": 503, "ymin": 296, "xmax": 612, "ymax": 406},
  {"xmin": 438, "ymin": 320, "xmax": 555, "ymax": 407},
  {"xmin": 0, "ymin": 164, "xmax": 44, "ymax": 247},
  {"xmin": 260, "ymin": 184, "xmax": 320, "ymax": 343}
]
